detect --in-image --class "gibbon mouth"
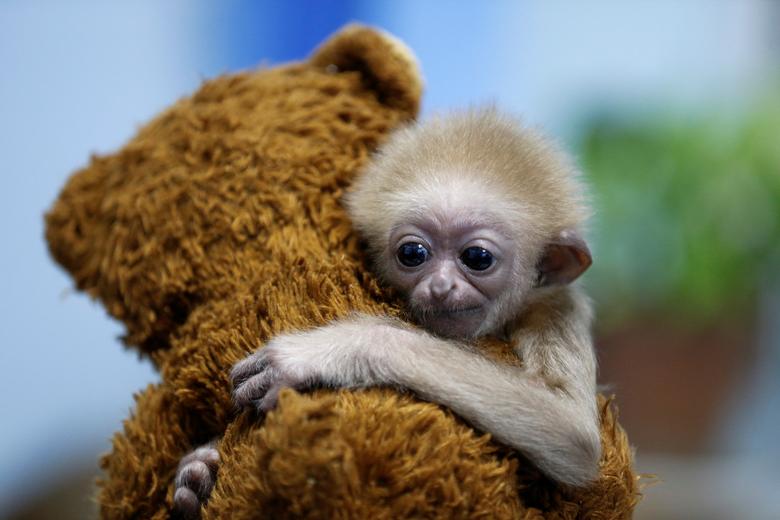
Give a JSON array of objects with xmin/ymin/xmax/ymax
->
[{"xmin": 434, "ymin": 306, "xmax": 482, "ymax": 316}]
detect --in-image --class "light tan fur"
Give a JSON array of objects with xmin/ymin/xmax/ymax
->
[
  {"xmin": 346, "ymin": 106, "xmax": 590, "ymax": 278},
  {"xmin": 344, "ymin": 108, "xmax": 601, "ymax": 484},
  {"xmin": 184, "ymin": 108, "xmax": 602, "ymax": 500},
  {"xmin": 345, "ymin": 107, "xmax": 592, "ymax": 334}
]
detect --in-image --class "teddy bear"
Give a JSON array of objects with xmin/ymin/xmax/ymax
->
[{"xmin": 45, "ymin": 24, "xmax": 639, "ymax": 519}]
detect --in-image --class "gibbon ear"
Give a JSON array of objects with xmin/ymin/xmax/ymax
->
[{"xmin": 536, "ymin": 230, "xmax": 592, "ymax": 286}]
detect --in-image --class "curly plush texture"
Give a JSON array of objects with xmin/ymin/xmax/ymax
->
[{"xmin": 45, "ymin": 24, "xmax": 639, "ymax": 519}]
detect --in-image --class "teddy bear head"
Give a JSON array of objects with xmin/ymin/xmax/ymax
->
[{"xmin": 46, "ymin": 25, "xmax": 422, "ymax": 357}]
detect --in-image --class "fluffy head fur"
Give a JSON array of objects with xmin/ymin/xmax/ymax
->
[{"xmin": 345, "ymin": 107, "xmax": 591, "ymax": 334}]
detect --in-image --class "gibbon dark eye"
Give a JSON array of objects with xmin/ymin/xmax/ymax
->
[
  {"xmin": 397, "ymin": 242, "xmax": 429, "ymax": 267},
  {"xmin": 460, "ymin": 247, "xmax": 494, "ymax": 271}
]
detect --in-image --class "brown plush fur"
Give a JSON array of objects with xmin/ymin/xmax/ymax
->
[{"xmin": 45, "ymin": 24, "xmax": 639, "ymax": 519}]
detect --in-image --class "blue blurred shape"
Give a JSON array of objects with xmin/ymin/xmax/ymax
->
[{"xmin": 211, "ymin": 0, "xmax": 363, "ymax": 69}]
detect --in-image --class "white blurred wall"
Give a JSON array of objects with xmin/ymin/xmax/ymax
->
[
  {"xmin": 374, "ymin": 0, "xmax": 777, "ymax": 136},
  {"xmin": 0, "ymin": 1, "xmax": 209, "ymax": 512}
]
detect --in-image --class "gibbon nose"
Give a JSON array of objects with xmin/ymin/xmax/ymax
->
[{"xmin": 429, "ymin": 273, "xmax": 454, "ymax": 300}]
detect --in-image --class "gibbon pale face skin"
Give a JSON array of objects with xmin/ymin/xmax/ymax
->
[
  {"xmin": 387, "ymin": 213, "xmax": 516, "ymax": 339},
  {"xmin": 174, "ymin": 110, "xmax": 602, "ymax": 517}
]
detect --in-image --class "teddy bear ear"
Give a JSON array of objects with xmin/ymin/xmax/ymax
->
[{"xmin": 309, "ymin": 24, "xmax": 423, "ymax": 118}]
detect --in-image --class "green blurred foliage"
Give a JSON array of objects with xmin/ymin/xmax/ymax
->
[{"xmin": 578, "ymin": 94, "xmax": 780, "ymax": 325}]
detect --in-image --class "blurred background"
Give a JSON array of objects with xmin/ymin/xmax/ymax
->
[{"xmin": 1, "ymin": 1, "xmax": 778, "ymax": 518}]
